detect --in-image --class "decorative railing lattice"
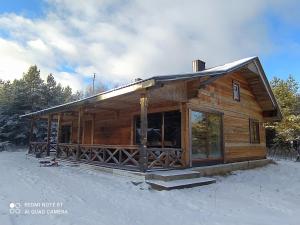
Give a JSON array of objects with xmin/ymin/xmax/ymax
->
[
  {"xmin": 147, "ymin": 148, "xmax": 183, "ymax": 169},
  {"xmin": 29, "ymin": 142, "xmax": 47, "ymax": 156},
  {"xmin": 29, "ymin": 142, "xmax": 184, "ymax": 170},
  {"xmin": 57, "ymin": 143, "xmax": 77, "ymax": 160},
  {"xmin": 79, "ymin": 145, "xmax": 140, "ymax": 168}
]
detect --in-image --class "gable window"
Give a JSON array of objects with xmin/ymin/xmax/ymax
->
[
  {"xmin": 249, "ymin": 119, "xmax": 260, "ymax": 143},
  {"xmin": 232, "ymin": 81, "xmax": 240, "ymax": 101}
]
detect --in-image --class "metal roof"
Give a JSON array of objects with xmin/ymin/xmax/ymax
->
[{"xmin": 21, "ymin": 56, "xmax": 281, "ymax": 119}]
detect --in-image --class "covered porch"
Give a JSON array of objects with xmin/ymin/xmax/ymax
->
[{"xmin": 26, "ymin": 80, "xmax": 188, "ymax": 172}]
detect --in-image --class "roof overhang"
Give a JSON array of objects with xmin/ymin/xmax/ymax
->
[{"xmin": 21, "ymin": 56, "xmax": 282, "ymax": 121}]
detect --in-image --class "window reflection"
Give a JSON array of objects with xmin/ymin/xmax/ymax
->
[
  {"xmin": 135, "ymin": 111, "xmax": 181, "ymax": 148},
  {"xmin": 191, "ymin": 111, "xmax": 222, "ymax": 159}
]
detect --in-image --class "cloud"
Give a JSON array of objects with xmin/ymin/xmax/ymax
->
[{"xmin": 0, "ymin": 0, "xmax": 299, "ymax": 91}]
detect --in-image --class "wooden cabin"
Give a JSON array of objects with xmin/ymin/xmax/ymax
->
[{"xmin": 22, "ymin": 56, "xmax": 282, "ymax": 172}]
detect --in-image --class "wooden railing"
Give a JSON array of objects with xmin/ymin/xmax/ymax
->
[
  {"xmin": 57, "ymin": 143, "xmax": 77, "ymax": 160},
  {"xmin": 79, "ymin": 144, "xmax": 140, "ymax": 168},
  {"xmin": 29, "ymin": 142, "xmax": 48, "ymax": 156},
  {"xmin": 29, "ymin": 142, "xmax": 184, "ymax": 170},
  {"xmin": 147, "ymin": 148, "xmax": 183, "ymax": 169}
]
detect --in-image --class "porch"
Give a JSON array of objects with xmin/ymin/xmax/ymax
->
[
  {"xmin": 28, "ymin": 142, "xmax": 183, "ymax": 171},
  {"xmin": 26, "ymin": 81, "xmax": 188, "ymax": 172}
]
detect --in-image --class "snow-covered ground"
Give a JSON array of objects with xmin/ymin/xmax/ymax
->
[{"xmin": 0, "ymin": 149, "xmax": 300, "ymax": 225}]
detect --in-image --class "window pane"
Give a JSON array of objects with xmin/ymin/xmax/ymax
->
[
  {"xmin": 191, "ymin": 111, "xmax": 208, "ymax": 159},
  {"xmin": 250, "ymin": 120, "xmax": 260, "ymax": 143},
  {"xmin": 207, "ymin": 114, "xmax": 222, "ymax": 158},
  {"xmin": 147, "ymin": 113, "xmax": 162, "ymax": 147},
  {"xmin": 233, "ymin": 82, "xmax": 240, "ymax": 101},
  {"xmin": 164, "ymin": 111, "xmax": 181, "ymax": 148},
  {"xmin": 61, "ymin": 125, "xmax": 71, "ymax": 143},
  {"xmin": 135, "ymin": 112, "xmax": 162, "ymax": 147},
  {"xmin": 191, "ymin": 111, "xmax": 222, "ymax": 159}
]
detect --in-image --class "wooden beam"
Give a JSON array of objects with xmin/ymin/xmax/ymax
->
[
  {"xmin": 161, "ymin": 112, "xmax": 165, "ymax": 148},
  {"xmin": 139, "ymin": 93, "xmax": 148, "ymax": 172},
  {"xmin": 76, "ymin": 109, "xmax": 82, "ymax": 160},
  {"xmin": 46, "ymin": 114, "xmax": 52, "ymax": 156},
  {"xmin": 56, "ymin": 113, "xmax": 62, "ymax": 156},
  {"xmin": 180, "ymin": 102, "xmax": 189, "ymax": 167},
  {"xmin": 82, "ymin": 119, "xmax": 85, "ymax": 144},
  {"xmin": 91, "ymin": 114, "xmax": 95, "ymax": 144}
]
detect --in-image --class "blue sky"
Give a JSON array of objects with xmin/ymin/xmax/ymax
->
[
  {"xmin": 0, "ymin": 0, "xmax": 299, "ymax": 91},
  {"xmin": 0, "ymin": 0, "xmax": 46, "ymax": 17}
]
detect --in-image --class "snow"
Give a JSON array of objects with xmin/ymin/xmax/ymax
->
[
  {"xmin": 203, "ymin": 56, "xmax": 256, "ymax": 73},
  {"xmin": 1, "ymin": 149, "xmax": 300, "ymax": 225}
]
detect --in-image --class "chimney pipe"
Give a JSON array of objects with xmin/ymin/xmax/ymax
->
[{"xmin": 192, "ymin": 59, "xmax": 206, "ymax": 72}]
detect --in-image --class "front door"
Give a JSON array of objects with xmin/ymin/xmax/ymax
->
[{"xmin": 190, "ymin": 110, "xmax": 223, "ymax": 166}]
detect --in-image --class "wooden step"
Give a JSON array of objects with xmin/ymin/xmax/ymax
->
[
  {"xmin": 148, "ymin": 170, "xmax": 202, "ymax": 181},
  {"xmin": 146, "ymin": 177, "xmax": 216, "ymax": 190}
]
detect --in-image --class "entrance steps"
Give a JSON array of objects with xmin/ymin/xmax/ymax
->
[{"xmin": 146, "ymin": 170, "xmax": 216, "ymax": 190}]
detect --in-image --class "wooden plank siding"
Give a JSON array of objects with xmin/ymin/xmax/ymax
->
[
  {"xmin": 69, "ymin": 101, "xmax": 180, "ymax": 147},
  {"xmin": 64, "ymin": 70, "xmax": 268, "ymax": 167},
  {"xmin": 188, "ymin": 71, "xmax": 267, "ymax": 163}
]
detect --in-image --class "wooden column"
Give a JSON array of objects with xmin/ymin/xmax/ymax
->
[
  {"xmin": 56, "ymin": 113, "xmax": 62, "ymax": 157},
  {"xmin": 46, "ymin": 114, "xmax": 52, "ymax": 156},
  {"xmin": 139, "ymin": 93, "xmax": 148, "ymax": 172},
  {"xmin": 181, "ymin": 102, "xmax": 190, "ymax": 167},
  {"xmin": 76, "ymin": 109, "xmax": 82, "ymax": 160},
  {"xmin": 28, "ymin": 117, "xmax": 35, "ymax": 153},
  {"xmin": 91, "ymin": 113, "xmax": 95, "ymax": 144}
]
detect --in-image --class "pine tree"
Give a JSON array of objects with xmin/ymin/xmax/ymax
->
[
  {"xmin": 0, "ymin": 65, "xmax": 78, "ymax": 145},
  {"xmin": 267, "ymin": 75, "xmax": 300, "ymax": 145}
]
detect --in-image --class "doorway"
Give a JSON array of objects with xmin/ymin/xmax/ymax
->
[{"xmin": 190, "ymin": 110, "xmax": 223, "ymax": 166}]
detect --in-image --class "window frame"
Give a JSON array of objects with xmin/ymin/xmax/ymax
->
[
  {"xmin": 133, "ymin": 110, "xmax": 181, "ymax": 148},
  {"xmin": 249, "ymin": 118, "xmax": 260, "ymax": 144},
  {"xmin": 232, "ymin": 80, "xmax": 240, "ymax": 102}
]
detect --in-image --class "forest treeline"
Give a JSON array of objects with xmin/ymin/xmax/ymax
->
[{"xmin": 0, "ymin": 65, "xmax": 81, "ymax": 144}]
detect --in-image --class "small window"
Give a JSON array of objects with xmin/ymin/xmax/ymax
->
[
  {"xmin": 233, "ymin": 81, "xmax": 240, "ymax": 101},
  {"xmin": 249, "ymin": 119, "xmax": 260, "ymax": 143}
]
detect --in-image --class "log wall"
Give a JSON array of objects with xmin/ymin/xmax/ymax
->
[
  {"xmin": 188, "ymin": 72, "xmax": 267, "ymax": 163},
  {"xmin": 70, "ymin": 102, "xmax": 180, "ymax": 146}
]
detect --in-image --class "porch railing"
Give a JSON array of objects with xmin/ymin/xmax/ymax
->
[
  {"xmin": 79, "ymin": 144, "xmax": 140, "ymax": 168},
  {"xmin": 29, "ymin": 142, "xmax": 184, "ymax": 170},
  {"xmin": 29, "ymin": 142, "xmax": 57, "ymax": 156},
  {"xmin": 29, "ymin": 142, "xmax": 47, "ymax": 155},
  {"xmin": 147, "ymin": 148, "xmax": 183, "ymax": 169}
]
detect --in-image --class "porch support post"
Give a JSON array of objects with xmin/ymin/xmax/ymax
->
[
  {"xmin": 28, "ymin": 117, "xmax": 35, "ymax": 153},
  {"xmin": 56, "ymin": 113, "xmax": 62, "ymax": 157},
  {"xmin": 180, "ymin": 102, "xmax": 190, "ymax": 167},
  {"xmin": 46, "ymin": 114, "xmax": 52, "ymax": 156},
  {"xmin": 76, "ymin": 109, "xmax": 82, "ymax": 161},
  {"xmin": 91, "ymin": 113, "xmax": 95, "ymax": 144},
  {"xmin": 139, "ymin": 93, "xmax": 148, "ymax": 172}
]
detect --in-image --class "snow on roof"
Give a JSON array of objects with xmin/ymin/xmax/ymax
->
[
  {"xmin": 203, "ymin": 56, "xmax": 256, "ymax": 73},
  {"xmin": 21, "ymin": 56, "xmax": 260, "ymax": 118}
]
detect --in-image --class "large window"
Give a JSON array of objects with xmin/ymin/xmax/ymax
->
[
  {"xmin": 249, "ymin": 119, "xmax": 260, "ymax": 143},
  {"xmin": 135, "ymin": 110, "xmax": 181, "ymax": 148},
  {"xmin": 191, "ymin": 111, "xmax": 223, "ymax": 160}
]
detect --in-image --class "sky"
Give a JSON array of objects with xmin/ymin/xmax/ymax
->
[{"xmin": 0, "ymin": 0, "xmax": 299, "ymax": 91}]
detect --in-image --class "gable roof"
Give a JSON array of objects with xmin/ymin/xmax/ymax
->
[{"xmin": 21, "ymin": 56, "xmax": 282, "ymax": 121}]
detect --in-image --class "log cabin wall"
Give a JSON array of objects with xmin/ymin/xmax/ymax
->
[
  {"xmin": 188, "ymin": 71, "xmax": 266, "ymax": 163},
  {"xmin": 69, "ymin": 101, "xmax": 180, "ymax": 146}
]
